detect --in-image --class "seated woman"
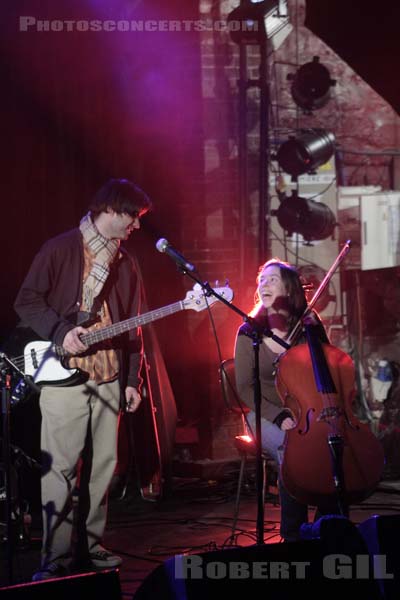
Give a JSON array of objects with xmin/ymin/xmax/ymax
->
[{"xmin": 234, "ymin": 257, "xmax": 329, "ymax": 541}]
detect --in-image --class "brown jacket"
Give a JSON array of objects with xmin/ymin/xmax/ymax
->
[{"xmin": 14, "ymin": 227, "xmax": 143, "ymax": 392}]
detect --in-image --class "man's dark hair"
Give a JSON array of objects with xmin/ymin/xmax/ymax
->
[{"xmin": 89, "ymin": 178, "xmax": 152, "ymax": 218}]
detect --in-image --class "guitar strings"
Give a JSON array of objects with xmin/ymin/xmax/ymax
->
[
  {"xmin": 8, "ymin": 290, "xmax": 231, "ymax": 376},
  {"xmin": 11, "ymin": 346, "xmax": 65, "ymax": 369},
  {"xmin": 9, "ymin": 311, "xmax": 171, "ymax": 370}
]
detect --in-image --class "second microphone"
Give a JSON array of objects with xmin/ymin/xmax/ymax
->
[{"xmin": 155, "ymin": 238, "xmax": 195, "ymax": 272}]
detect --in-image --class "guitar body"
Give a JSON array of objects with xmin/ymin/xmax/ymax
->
[
  {"xmin": 24, "ymin": 340, "xmax": 88, "ymax": 387},
  {"xmin": 3, "ymin": 326, "xmax": 88, "ymax": 388}
]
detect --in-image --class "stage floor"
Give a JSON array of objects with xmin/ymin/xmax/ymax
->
[{"xmin": 1, "ymin": 469, "xmax": 400, "ymax": 597}]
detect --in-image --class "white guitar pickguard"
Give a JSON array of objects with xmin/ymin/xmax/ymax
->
[{"xmin": 24, "ymin": 341, "xmax": 79, "ymax": 384}]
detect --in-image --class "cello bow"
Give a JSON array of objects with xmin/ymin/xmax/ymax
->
[{"xmin": 286, "ymin": 239, "xmax": 352, "ymax": 346}]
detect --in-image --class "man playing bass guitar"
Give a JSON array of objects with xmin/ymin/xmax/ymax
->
[{"xmin": 14, "ymin": 178, "xmax": 152, "ymax": 581}]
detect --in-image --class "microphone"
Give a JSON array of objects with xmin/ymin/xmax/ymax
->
[{"xmin": 156, "ymin": 238, "xmax": 195, "ymax": 272}]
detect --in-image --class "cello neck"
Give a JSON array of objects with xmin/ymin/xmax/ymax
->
[{"xmin": 304, "ymin": 323, "xmax": 336, "ymax": 394}]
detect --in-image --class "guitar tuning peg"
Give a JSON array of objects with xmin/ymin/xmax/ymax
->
[
  {"xmin": 215, "ymin": 280, "xmax": 219, "ymax": 287},
  {"xmin": 225, "ymin": 278, "xmax": 229, "ymax": 286}
]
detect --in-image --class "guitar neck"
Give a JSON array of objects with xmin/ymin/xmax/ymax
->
[{"xmin": 79, "ymin": 300, "xmax": 185, "ymax": 348}]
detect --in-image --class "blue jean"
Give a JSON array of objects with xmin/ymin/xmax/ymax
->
[{"xmin": 246, "ymin": 410, "xmax": 308, "ymax": 540}]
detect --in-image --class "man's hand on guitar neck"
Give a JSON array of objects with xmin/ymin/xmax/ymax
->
[{"xmin": 63, "ymin": 326, "xmax": 89, "ymax": 355}]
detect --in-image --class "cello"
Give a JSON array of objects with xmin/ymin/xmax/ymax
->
[{"xmin": 275, "ymin": 241, "xmax": 384, "ymax": 511}]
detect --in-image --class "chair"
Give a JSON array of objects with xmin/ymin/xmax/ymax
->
[{"xmin": 219, "ymin": 359, "xmax": 279, "ymax": 536}]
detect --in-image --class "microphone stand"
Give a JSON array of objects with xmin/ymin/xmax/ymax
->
[
  {"xmin": 0, "ymin": 352, "xmax": 39, "ymax": 584},
  {"xmin": 175, "ymin": 267, "xmax": 289, "ymax": 545},
  {"xmin": 240, "ymin": 317, "xmax": 289, "ymax": 544}
]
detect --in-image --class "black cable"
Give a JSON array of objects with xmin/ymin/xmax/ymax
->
[
  {"xmin": 148, "ymin": 541, "xmax": 218, "ymax": 557},
  {"xmin": 338, "ymin": 147, "xmax": 400, "ymax": 157},
  {"xmin": 203, "ymin": 293, "xmax": 224, "ymax": 368},
  {"xmin": 268, "ymin": 227, "xmax": 328, "ymax": 267},
  {"xmin": 301, "ymin": 176, "xmax": 337, "ymax": 201}
]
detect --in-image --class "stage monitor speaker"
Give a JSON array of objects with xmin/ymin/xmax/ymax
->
[
  {"xmin": 133, "ymin": 533, "xmax": 381, "ymax": 600},
  {"xmin": 0, "ymin": 567, "xmax": 122, "ymax": 599},
  {"xmin": 358, "ymin": 514, "xmax": 400, "ymax": 600}
]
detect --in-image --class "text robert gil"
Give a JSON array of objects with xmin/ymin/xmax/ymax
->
[{"xmin": 174, "ymin": 553, "xmax": 394, "ymax": 580}]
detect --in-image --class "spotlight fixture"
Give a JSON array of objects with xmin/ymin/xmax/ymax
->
[
  {"xmin": 288, "ymin": 56, "xmax": 336, "ymax": 113},
  {"xmin": 227, "ymin": 0, "xmax": 292, "ymax": 50},
  {"xmin": 275, "ymin": 129, "xmax": 335, "ymax": 179},
  {"xmin": 273, "ymin": 191, "xmax": 337, "ymax": 241}
]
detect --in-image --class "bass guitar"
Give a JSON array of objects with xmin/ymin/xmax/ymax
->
[{"xmin": 8, "ymin": 284, "xmax": 233, "ymax": 389}]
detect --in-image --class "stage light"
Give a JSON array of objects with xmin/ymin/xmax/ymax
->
[
  {"xmin": 227, "ymin": 0, "xmax": 292, "ymax": 49},
  {"xmin": 273, "ymin": 191, "xmax": 336, "ymax": 241},
  {"xmin": 288, "ymin": 56, "xmax": 336, "ymax": 112},
  {"xmin": 275, "ymin": 129, "xmax": 335, "ymax": 178}
]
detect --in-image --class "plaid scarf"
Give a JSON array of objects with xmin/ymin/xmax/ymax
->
[{"xmin": 79, "ymin": 212, "xmax": 120, "ymax": 310}]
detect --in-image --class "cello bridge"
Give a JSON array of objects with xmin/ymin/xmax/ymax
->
[{"xmin": 317, "ymin": 406, "xmax": 342, "ymax": 422}]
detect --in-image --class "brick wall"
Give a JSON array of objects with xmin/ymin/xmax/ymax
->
[
  {"xmin": 174, "ymin": 0, "xmax": 400, "ymax": 458},
  {"xmin": 168, "ymin": 0, "xmax": 400, "ymax": 458}
]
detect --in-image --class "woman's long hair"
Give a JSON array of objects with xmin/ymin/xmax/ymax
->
[{"xmin": 249, "ymin": 258, "xmax": 308, "ymax": 332}]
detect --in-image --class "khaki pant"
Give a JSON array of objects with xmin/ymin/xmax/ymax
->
[{"xmin": 39, "ymin": 379, "xmax": 120, "ymax": 565}]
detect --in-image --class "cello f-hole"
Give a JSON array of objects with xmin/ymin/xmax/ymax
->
[{"xmin": 298, "ymin": 408, "xmax": 315, "ymax": 435}]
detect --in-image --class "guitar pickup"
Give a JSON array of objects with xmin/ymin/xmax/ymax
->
[{"xmin": 30, "ymin": 348, "xmax": 38, "ymax": 369}]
